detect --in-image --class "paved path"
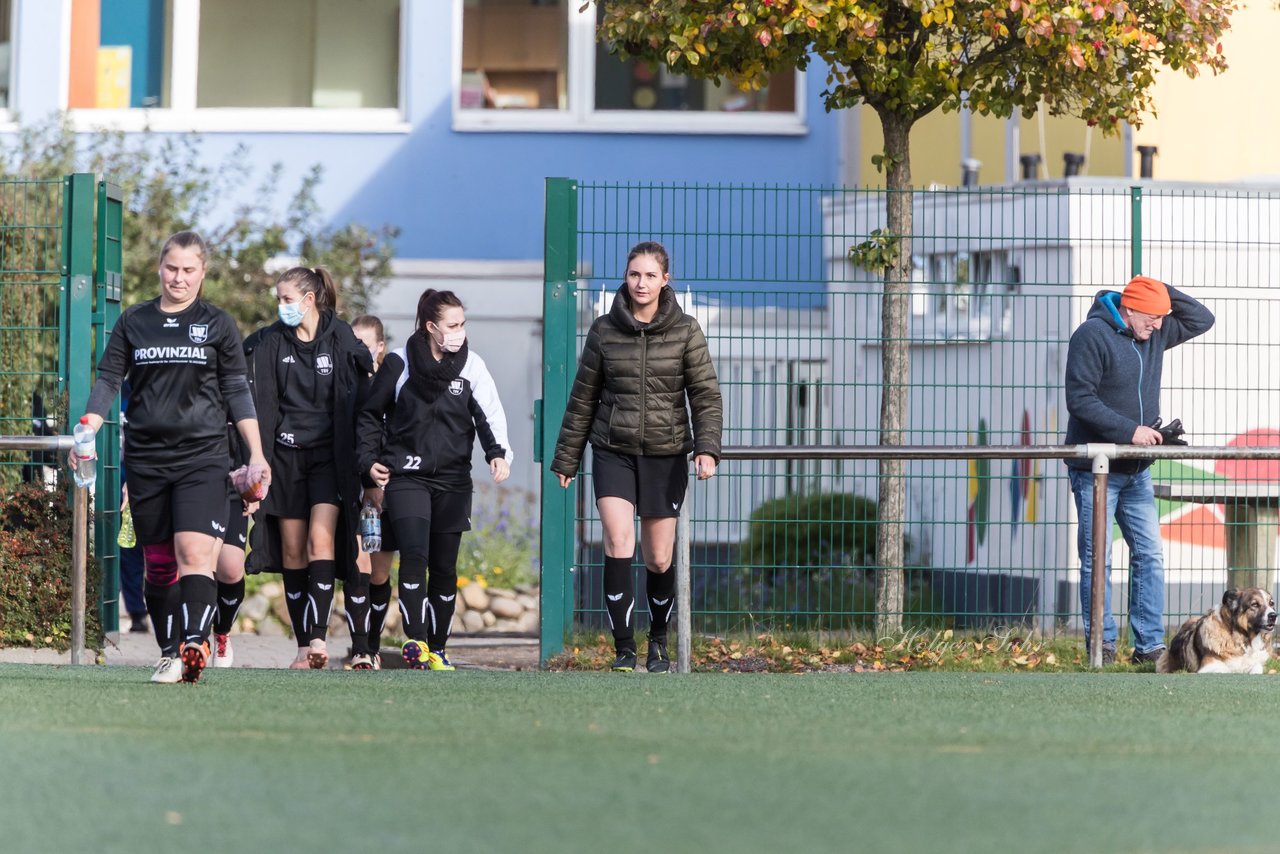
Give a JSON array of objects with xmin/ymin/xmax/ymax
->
[{"xmin": 1, "ymin": 627, "xmax": 541, "ymax": 671}]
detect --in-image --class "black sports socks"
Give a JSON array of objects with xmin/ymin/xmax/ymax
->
[
  {"xmin": 306, "ymin": 559, "xmax": 337, "ymax": 642},
  {"xmin": 144, "ymin": 578, "xmax": 181, "ymax": 657},
  {"xmin": 646, "ymin": 566, "xmax": 676, "ymax": 643},
  {"xmin": 179, "ymin": 574, "xmax": 217, "ymax": 645},
  {"xmin": 214, "ymin": 577, "xmax": 245, "ymax": 635},
  {"xmin": 603, "ymin": 555, "xmax": 636, "ymax": 653},
  {"xmin": 345, "ymin": 572, "xmax": 372, "ymax": 656},
  {"xmin": 367, "ymin": 579, "xmax": 393, "ymax": 653},
  {"xmin": 282, "ymin": 567, "xmax": 311, "ymax": 645}
]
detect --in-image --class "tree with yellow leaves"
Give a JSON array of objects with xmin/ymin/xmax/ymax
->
[{"xmin": 593, "ymin": 0, "xmax": 1235, "ymax": 633}]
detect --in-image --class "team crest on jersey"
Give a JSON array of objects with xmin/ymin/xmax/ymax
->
[
  {"xmin": 315, "ymin": 353, "xmax": 334, "ymax": 376},
  {"xmin": 448, "ymin": 379, "xmax": 464, "ymax": 396},
  {"xmin": 188, "ymin": 324, "xmax": 209, "ymax": 344}
]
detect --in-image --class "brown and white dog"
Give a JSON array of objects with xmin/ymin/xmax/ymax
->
[{"xmin": 1157, "ymin": 587, "xmax": 1277, "ymax": 674}]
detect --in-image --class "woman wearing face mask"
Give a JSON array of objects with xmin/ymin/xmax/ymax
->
[
  {"xmin": 357, "ymin": 289, "xmax": 513, "ymax": 671},
  {"xmin": 244, "ymin": 267, "xmax": 373, "ymax": 670},
  {"xmin": 349, "ymin": 315, "xmax": 396, "ymax": 669}
]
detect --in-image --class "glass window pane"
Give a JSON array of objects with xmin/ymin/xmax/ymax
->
[
  {"xmin": 0, "ymin": 0, "xmax": 11, "ymax": 109},
  {"xmin": 68, "ymin": 0, "xmax": 170, "ymax": 109},
  {"xmin": 593, "ymin": 6, "xmax": 794, "ymax": 113},
  {"xmin": 197, "ymin": 0, "xmax": 399, "ymax": 108},
  {"xmin": 460, "ymin": 0, "xmax": 567, "ymax": 111},
  {"xmin": 595, "ymin": 52, "xmax": 794, "ymax": 113}
]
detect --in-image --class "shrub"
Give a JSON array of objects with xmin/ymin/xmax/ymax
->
[
  {"xmin": 737, "ymin": 491, "xmax": 923, "ymax": 630},
  {"xmin": 0, "ymin": 483, "xmax": 101, "ymax": 649},
  {"xmin": 455, "ymin": 485, "xmax": 539, "ymax": 590}
]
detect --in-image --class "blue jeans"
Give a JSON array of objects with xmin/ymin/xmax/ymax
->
[{"xmin": 1068, "ymin": 467, "xmax": 1166, "ymax": 653}]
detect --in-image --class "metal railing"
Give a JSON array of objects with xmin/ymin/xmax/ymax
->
[
  {"xmin": 667, "ymin": 443, "xmax": 1280, "ymax": 673},
  {"xmin": 0, "ymin": 435, "xmax": 88, "ymax": 663}
]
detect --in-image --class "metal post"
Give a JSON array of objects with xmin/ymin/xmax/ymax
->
[
  {"xmin": 1089, "ymin": 451, "xmax": 1111, "ymax": 668},
  {"xmin": 1130, "ymin": 185, "xmax": 1143, "ymax": 278},
  {"xmin": 538, "ymin": 177, "xmax": 579, "ymax": 666},
  {"xmin": 71, "ymin": 484, "xmax": 88, "ymax": 664},
  {"xmin": 676, "ymin": 500, "xmax": 691, "ymax": 674}
]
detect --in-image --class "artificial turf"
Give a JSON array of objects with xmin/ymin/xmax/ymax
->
[{"xmin": 2, "ymin": 664, "xmax": 1278, "ymax": 853}]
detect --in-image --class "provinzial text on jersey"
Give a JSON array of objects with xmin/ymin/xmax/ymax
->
[{"xmin": 133, "ymin": 345, "xmax": 208, "ymax": 362}]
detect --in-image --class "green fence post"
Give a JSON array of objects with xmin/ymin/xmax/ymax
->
[
  {"xmin": 1130, "ymin": 185, "xmax": 1143, "ymax": 276},
  {"xmin": 539, "ymin": 177, "xmax": 578, "ymax": 666},
  {"xmin": 95, "ymin": 180, "xmax": 124, "ymax": 637},
  {"xmin": 62, "ymin": 174, "xmax": 95, "ymax": 423}
]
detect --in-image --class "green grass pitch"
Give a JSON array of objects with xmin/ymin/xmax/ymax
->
[{"xmin": 2, "ymin": 664, "xmax": 1278, "ymax": 853}]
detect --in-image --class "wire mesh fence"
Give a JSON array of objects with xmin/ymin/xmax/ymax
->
[
  {"xmin": 545, "ymin": 179, "xmax": 1280, "ymax": 646},
  {"xmin": 0, "ymin": 179, "xmax": 66, "ymax": 490}
]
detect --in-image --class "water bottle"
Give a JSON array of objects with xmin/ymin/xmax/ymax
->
[
  {"xmin": 71, "ymin": 416, "xmax": 97, "ymax": 489},
  {"xmin": 360, "ymin": 500, "xmax": 381, "ymax": 553},
  {"xmin": 117, "ymin": 502, "xmax": 137, "ymax": 548}
]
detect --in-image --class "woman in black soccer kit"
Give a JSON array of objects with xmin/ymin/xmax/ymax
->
[
  {"xmin": 80, "ymin": 231, "xmax": 269, "ymax": 684},
  {"xmin": 244, "ymin": 267, "xmax": 373, "ymax": 670},
  {"xmin": 357, "ymin": 289, "xmax": 513, "ymax": 671},
  {"xmin": 552, "ymin": 241, "xmax": 722, "ymax": 673},
  {"xmin": 351, "ymin": 315, "xmax": 396, "ymax": 669}
]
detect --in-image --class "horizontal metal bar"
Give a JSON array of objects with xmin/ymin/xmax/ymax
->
[
  {"xmin": 0, "ymin": 436, "xmax": 75, "ymax": 452},
  {"xmin": 718, "ymin": 444, "xmax": 1280, "ymax": 462}
]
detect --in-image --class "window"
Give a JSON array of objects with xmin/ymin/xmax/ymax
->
[
  {"xmin": 0, "ymin": 0, "xmax": 12, "ymax": 110},
  {"xmin": 455, "ymin": 0, "xmax": 804, "ymax": 134},
  {"xmin": 911, "ymin": 250, "xmax": 1017, "ymax": 341},
  {"xmin": 67, "ymin": 0, "xmax": 402, "ymax": 129}
]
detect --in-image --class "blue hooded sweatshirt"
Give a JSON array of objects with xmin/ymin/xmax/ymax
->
[{"xmin": 1063, "ymin": 284, "xmax": 1214, "ymax": 472}]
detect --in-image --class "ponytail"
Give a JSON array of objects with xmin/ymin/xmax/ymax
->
[
  {"xmin": 277, "ymin": 265, "xmax": 337, "ymax": 312},
  {"xmin": 415, "ymin": 288, "xmax": 465, "ymax": 331}
]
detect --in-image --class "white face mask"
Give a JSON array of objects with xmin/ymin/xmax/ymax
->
[{"xmin": 431, "ymin": 324, "xmax": 465, "ymax": 353}]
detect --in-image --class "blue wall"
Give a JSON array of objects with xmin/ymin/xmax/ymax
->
[{"xmin": 13, "ymin": 1, "xmax": 840, "ymax": 263}]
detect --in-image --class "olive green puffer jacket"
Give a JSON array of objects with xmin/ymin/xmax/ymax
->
[{"xmin": 552, "ymin": 285, "xmax": 722, "ymax": 477}]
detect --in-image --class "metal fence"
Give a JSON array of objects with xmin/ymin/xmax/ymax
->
[
  {"xmin": 537, "ymin": 178, "xmax": 1280, "ymax": 661},
  {"xmin": 0, "ymin": 175, "xmax": 122, "ymax": 638}
]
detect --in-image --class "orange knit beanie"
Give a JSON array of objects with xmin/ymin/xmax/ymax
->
[{"xmin": 1120, "ymin": 276, "xmax": 1171, "ymax": 316}]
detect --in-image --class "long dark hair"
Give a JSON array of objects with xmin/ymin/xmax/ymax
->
[{"xmin": 415, "ymin": 288, "xmax": 464, "ymax": 331}]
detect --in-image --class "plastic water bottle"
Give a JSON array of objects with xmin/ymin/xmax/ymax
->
[
  {"xmin": 117, "ymin": 502, "xmax": 137, "ymax": 548},
  {"xmin": 71, "ymin": 416, "xmax": 97, "ymax": 489},
  {"xmin": 360, "ymin": 500, "xmax": 381, "ymax": 553}
]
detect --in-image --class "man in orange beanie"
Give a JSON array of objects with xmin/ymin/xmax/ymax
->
[{"xmin": 1063, "ymin": 275, "xmax": 1214, "ymax": 665}]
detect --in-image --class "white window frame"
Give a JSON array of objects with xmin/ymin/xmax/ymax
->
[
  {"xmin": 451, "ymin": 0, "xmax": 806, "ymax": 136},
  {"xmin": 61, "ymin": 0, "xmax": 410, "ymax": 134}
]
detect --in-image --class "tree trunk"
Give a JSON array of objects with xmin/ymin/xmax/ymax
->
[{"xmin": 874, "ymin": 110, "xmax": 914, "ymax": 638}]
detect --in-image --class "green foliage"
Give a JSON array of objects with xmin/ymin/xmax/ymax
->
[
  {"xmin": 741, "ymin": 490, "xmax": 879, "ymax": 573},
  {"xmin": 455, "ymin": 485, "xmax": 539, "ymax": 590},
  {"xmin": 0, "ymin": 116, "xmax": 399, "ymax": 334},
  {"xmin": 848, "ymin": 228, "xmax": 900, "ymax": 273},
  {"xmin": 594, "ymin": 0, "xmax": 1235, "ymax": 136},
  {"xmin": 0, "ymin": 483, "xmax": 101, "ymax": 649}
]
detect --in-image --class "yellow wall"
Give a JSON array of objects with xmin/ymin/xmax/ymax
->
[
  {"xmin": 855, "ymin": 105, "xmax": 1126, "ymax": 188},
  {"xmin": 1135, "ymin": 3, "xmax": 1280, "ymax": 182}
]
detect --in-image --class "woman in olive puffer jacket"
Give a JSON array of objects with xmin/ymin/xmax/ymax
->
[{"xmin": 552, "ymin": 241, "xmax": 722, "ymax": 673}]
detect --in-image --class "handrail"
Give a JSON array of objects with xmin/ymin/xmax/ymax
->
[
  {"xmin": 1, "ymin": 436, "xmax": 86, "ymax": 664},
  {"xmin": 672, "ymin": 443, "xmax": 1280, "ymax": 673}
]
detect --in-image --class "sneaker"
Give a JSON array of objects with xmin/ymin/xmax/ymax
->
[
  {"xmin": 350, "ymin": 653, "xmax": 375, "ymax": 670},
  {"xmin": 179, "ymin": 641, "xmax": 210, "ymax": 684},
  {"xmin": 212, "ymin": 633, "xmax": 233, "ymax": 668},
  {"xmin": 370, "ymin": 652, "xmax": 382, "ymax": 671},
  {"xmin": 289, "ymin": 647, "xmax": 311, "ymax": 670},
  {"xmin": 129, "ymin": 613, "xmax": 150, "ymax": 634},
  {"xmin": 1101, "ymin": 644, "xmax": 1117, "ymax": 666},
  {"xmin": 307, "ymin": 638, "xmax": 329, "ymax": 670},
  {"xmin": 611, "ymin": 648, "xmax": 637, "ymax": 672},
  {"xmin": 402, "ymin": 639, "xmax": 430, "ymax": 669},
  {"xmin": 1132, "ymin": 646, "xmax": 1165, "ymax": 665},
  {"xmin": 150, "ymin": 655, "xmax": 183, "ymax": 684},
  {"xmin": 426, "ymin": 650, "xmax": 455, "ymax": 671},
  {"xmin": 646, "ymin": 639, "xmax": 671, "ymax": 673}
]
